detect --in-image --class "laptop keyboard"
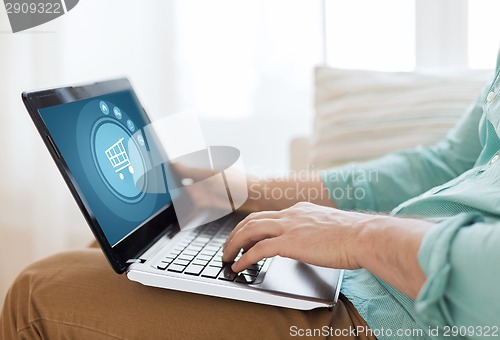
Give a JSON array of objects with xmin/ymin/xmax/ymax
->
[{"xmin": 155, "ymin": 217, "xmax": 267, "ymax": 284}]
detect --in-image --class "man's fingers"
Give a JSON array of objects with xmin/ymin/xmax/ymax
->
[
  {"xmin": 224, "ymin": 211, "xmax": 279, "ymax": 251},
  {"xmin": 231, "ymin": 238, "xmax": 282, "ymax": 273},
  {"xmin": 222, "ymin": 218, "xmax": 282, "ymax": 262}
]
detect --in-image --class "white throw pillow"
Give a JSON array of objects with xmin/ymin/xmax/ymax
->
[{"xmin": 311, "ymin": 67, "xmax": 491, "ymax": 169}]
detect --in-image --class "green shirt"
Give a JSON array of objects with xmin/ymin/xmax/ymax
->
[{"xmin": 322, "ymin": 53, "xmax": 500, "ymax": 339}]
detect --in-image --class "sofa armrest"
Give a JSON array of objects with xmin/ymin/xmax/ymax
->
[{"xmin": 289, "ymin": 136, "xmax": 311, "ymax": 172}]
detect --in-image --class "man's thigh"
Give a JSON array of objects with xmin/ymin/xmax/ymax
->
[{"xmin": 0, "ymin": 249, "xmax": 372, "ymax": 339}]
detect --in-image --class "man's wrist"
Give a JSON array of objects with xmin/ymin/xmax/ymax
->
[
  {"xmin": 349, "ymin": 215, "xmax": 433, "ymax": 298},
  {"xmin": 242, "ymin": 177, "xmax": 337, "ymax": 213},
  {"xmin": 350, "ymin": 215, "xmax": 389, "ymax": 268}
]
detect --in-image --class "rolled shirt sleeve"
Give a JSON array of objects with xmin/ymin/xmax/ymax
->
[
  {"xmin": 321, "ymin": 89, "xmax": 486, "ymax": 213},
  {"xmin": 416, "ymin": 213, "xmax": 500, "ymax": 331}
]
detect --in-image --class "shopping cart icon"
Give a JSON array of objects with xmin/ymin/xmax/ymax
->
[{"xmin": 104, "ymin": 138, "xmax": 135, "ymax": 180}]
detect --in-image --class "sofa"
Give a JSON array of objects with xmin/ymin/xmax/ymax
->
[{"xmin": 290, "ymin": 66, "xmax": 491, "ymax": 171}]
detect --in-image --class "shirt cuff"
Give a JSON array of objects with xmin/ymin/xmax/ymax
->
[
  {"xmin": 320, "ymin": 163, "xmax": 377, "ymax": 211},
  {"xmin": 415, "ymin": 212, "xmax": 484, "ymax": 325}
]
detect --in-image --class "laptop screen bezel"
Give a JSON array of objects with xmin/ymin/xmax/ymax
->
[{"xmin": 22, "ymin": 78, "xmax": 177, "ymax": 274}]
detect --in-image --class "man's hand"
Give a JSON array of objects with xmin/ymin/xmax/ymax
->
[
  {"xmin": 222, "ymin": 201, "xmax": 433, "ymax": 299},
  {"xmin": 223, "ymin": 202, "xmax": 367, "ymax": 272}
]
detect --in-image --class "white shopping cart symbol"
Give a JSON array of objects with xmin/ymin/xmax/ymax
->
[{"xmin": 105, "ymin": 138, "xmax": 135, "ymax": 180}]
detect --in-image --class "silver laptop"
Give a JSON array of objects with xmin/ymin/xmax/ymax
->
[{"xmin": 23, "ymin": 78, "xmax": 343, "ymax": 310}]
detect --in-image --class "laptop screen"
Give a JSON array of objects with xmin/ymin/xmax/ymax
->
[{"xmin": 38, "ymin": 89, "xmax": 172, "ymax": 247}]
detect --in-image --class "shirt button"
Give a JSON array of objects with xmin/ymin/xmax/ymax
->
[
  {"xmin": 487, "ymin": 91, "xmax": 496, "ymax": 103},
  {"xmin": 491, "ymin": 154, "xmax": 499, "ymax": 165}
]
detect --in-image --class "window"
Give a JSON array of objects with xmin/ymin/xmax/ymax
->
[
  {"xmin": 326, "ymin": 0, "xmax": 500, "ymax": 71},
  {"xmin": 173, "ymin": 0, "xmax": 324, "ymax": 170},
  {"xmin": 174, "ymin": 0, "xmax": 323, "ymax": 120},
  {"xmin": 468, "ymin": 0, "xmax": 500, "ymax": 69},
  {"xmin": 324, "ymin": 0, "xmax": 415, "ymax": 71}
]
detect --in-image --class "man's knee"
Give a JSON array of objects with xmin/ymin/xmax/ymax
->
[
  {"xmin": 0, "ymin": 250, "xmax": 105, "ymax": 339},
  {"xmin": 1, "ymin": 261, "xmax": 33, "ymax": 339},
  {"xmin": 1, "ymin": 254, "xmax": 54, "ymax": 339}
]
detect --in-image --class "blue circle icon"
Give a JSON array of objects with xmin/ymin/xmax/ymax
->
[
  {"xmin": 99, "ymin": 101, "xmax": 109, "ymax": 115},
  {"xmin": 92, "ymin": 121, "xmax": 146, "ymax": 202},
  {"xmin": 127, "ymin": 119, "xmax": 135, "ymax": 132},
  {"xmin": 113, "ymin": 107, "xmax": 122, "ymax": 119}
]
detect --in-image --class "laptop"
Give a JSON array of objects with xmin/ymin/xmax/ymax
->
[{"xmin": 22, "ymin": 78, "xmax": 343, "ymax": 310}]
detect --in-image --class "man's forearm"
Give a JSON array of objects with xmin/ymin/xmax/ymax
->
[
  {"xmin": 243, "ymin": 177, "xmax": 336, "ymax": 212},
  {"xmin": 353, "ymin": 215, "xmax": 433, "ymax": 299},
  {"xmin": 239, "ymin": 175, "xmax": 430, "ymax": 299}
]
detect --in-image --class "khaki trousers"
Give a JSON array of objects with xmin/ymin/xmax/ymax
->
[{"xmin": 0, "ymin": 248, "xmax": 375, "ymax": 339}]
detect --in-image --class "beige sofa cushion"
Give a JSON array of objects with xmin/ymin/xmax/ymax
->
[{"xmin": 310, "ymin": 67, "xmax": 491, "ymax": 169}]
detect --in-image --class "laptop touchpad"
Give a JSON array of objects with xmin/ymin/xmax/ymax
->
[{"xmin": 257, "ymin": 257, "xmax": 340, "ymax": 300}]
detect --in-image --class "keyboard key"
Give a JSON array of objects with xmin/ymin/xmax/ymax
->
[
  {"xmin": 218, "ymin": 268, "xmax": 237, "ymax": 281},
  {"xmin": 201, "ymin": 266, "xmax": 222, "ymax": 278},
  {"xmin": 246, "ymin": 264, "xmax": 260, "ymax": 272},
  {"xmin": 182, "ymin": 250, "xmax": 199, "ymax": 256},
  {"xmin": 196, "ymin": 254, "xmax": 212, "ymax": 261},
  {"xmin": 192, "ymin": 259, "xmax": 209, "ymax": 266},
  {"xmin": 173, "ymin": 259, "xmax": 190, "ymax": 266},
  {"xmin": 187, "ymin": 245, "xmax": 203, "ymax": 252},
  {"xmin": 235, "ymin": 274, "xmax": 256, "ymax": 284},
  {"xmin": 195, "ymin": 236, "xmax": 211, "ymax": 243},
  {"xmin": 184, "ymin": 264, "xmax": 204, "ymax": 276},
  {"xmin": 208, "ymin": 261, "xmax": 223, "ymax": 268},
  {"xmin": 156, "ymin": 263, "xmax": 169, "ymax": 270},
  {"xmin": 242, "ymin": 269, "xmax": 258, "ymax": 276},
  {"xmin": 178, "ymin": 254, "xmax": 195, "ymax": 261},
  {"xmin": 167, "ymin": 264, "xmax": 186, "ymax": 273},
  {"xmin": 199, "ymin": 249, "xmax": 217, "ymax": 256}
]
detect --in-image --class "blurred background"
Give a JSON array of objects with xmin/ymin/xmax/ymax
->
[{"xmin": 1, "ymin": 0, "xmax": 499, "ymax": 305}]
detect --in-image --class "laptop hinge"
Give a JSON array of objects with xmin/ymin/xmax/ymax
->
[
  {"xmin": 128, "ymin": 229, "xmax": 176, "ymax": 265},
  {"xmin": 126, "ymin": 258, "xmax": 145, "ymax": 264}
]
